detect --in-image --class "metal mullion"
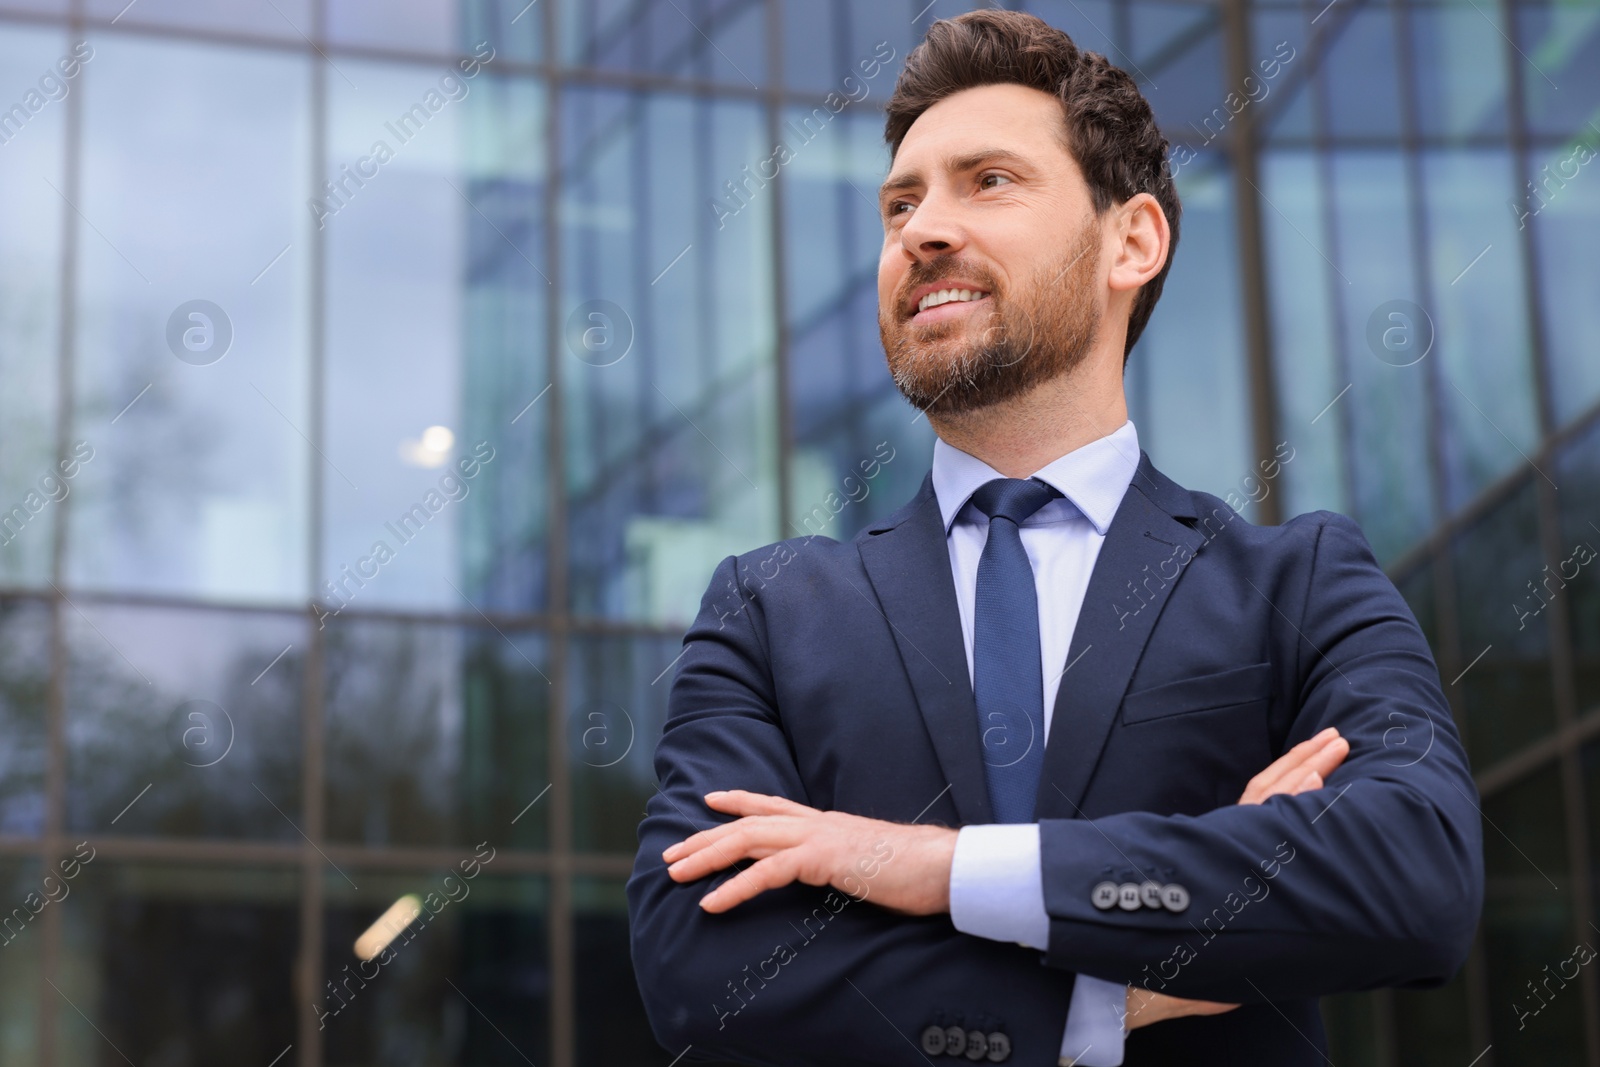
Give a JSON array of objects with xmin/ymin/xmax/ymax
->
[
  {"xmin": 38, "ymin": 0, "xmax": 86, "ymax": 1061},
  {"xmin": 769, "ymin": 0, "xmax": 792, "ymax": 542},
  {"xmin": 545, "ymin": 0, "xmax": 574, "ymax": 1061},
  {"xmin": 1222, "ymin": 0, "xmax": 1283, "ymax": 526},
  {"xmin": 297, "ymin": 1, "xmax": 329, "ymax": 1059}
]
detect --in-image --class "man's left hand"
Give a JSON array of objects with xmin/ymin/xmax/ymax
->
[{"xmin": 662, "ymin": 790, "xmax": 957, "ymax": 916}]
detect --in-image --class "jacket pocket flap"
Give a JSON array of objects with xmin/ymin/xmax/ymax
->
[{"xmin": 1120, "ymin": 662, "xmax": 1272, "ymax": 724}]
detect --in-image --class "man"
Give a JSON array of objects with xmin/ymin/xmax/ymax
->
[{"xmin": 627, "ymin": 10, "xmax": 1482, "ymax": 1065}]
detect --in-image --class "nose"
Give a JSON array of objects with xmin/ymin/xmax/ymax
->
[{"xmin": 897, "ymin": 186, "xmax": 967, "ymax": 264}]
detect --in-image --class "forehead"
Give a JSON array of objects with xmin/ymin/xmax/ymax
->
[{"xmin": 893, "ymin": 82, "xmax": 1067, "ymax": 163}]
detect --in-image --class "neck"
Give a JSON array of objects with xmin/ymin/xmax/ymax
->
[{"xmin": 928, "ymin": 363, "xmax": 1128, "ymax": 478}]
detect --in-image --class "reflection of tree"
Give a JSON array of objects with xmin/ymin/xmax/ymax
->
[
  {"xmin": 0, "ymin": 268, "xmax": 61, "ymax": 585},
  {"xmin": 0, "ymin": 600, "xmax": 51, "ymax": 835},
  {"xmin": 323, "ymin": 622, "xmax": 551, "ymax": 849},
  {"xmin": 71, "ymin": 314, "xmax": 221, "ymax": 581},
  {"xmin": 66, "ymin": 612, "xmax": 303, "ymax": 838}
]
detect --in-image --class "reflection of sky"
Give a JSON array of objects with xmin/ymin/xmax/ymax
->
[{"xmin": 66, "ymin": 35, "xmax": 312, "ymax": 604}]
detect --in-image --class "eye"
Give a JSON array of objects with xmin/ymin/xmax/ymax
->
[
  {"xmin": 979, "ymin": 172, "xmax": 1013, "ymax": 190},
  {"xmin": 886, "ymin": 200, "xmax": 913, "ymax": 220}
]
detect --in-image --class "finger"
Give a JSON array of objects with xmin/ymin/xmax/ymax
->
[
  {"xmin": 664, "ymin": 809, "xmax": 803, "ymax": 863},
  {"xmin": 699, "ymin": 852, "xmax": 802, "ymax": 913},
  {"xmin": 1238, "ymin": 728, "xmax": 1341, "ymax": 804},
  {"xmin": 704, "ymin": 790, "xmax": 817, "ymax": 818},
  {"xmin": 666, "ymin": 820, "xmax": 800, "ymax": 880},
  {"xmin": 1264, "ymin": 739, "xmax": 1350, "ymax": 802}
]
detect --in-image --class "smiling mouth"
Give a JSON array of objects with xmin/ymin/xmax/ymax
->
[{"xmin": 910, "ymin": 290, "xmax": 992, "ymax": 323}]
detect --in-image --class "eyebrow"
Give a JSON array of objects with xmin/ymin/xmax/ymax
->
[{"xmin": 877, "ymin": 147, "xmax": 1034, "ymax": 213}]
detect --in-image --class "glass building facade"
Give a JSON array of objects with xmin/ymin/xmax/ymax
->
[{"xmin": 0, "ymin": 0, "xmax": 1595, "ymax": 1063}]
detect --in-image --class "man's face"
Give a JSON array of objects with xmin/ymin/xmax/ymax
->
[{"xmin": 877, "ymin": 83, "xmax": 1106, "ymax": 418}]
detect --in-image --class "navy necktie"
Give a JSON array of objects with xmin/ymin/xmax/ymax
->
[{"xmin": 970, "ymin": 476, "xmax": 1062, "ymax": 823}]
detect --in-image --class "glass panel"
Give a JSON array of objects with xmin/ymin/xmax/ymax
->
[
  {"xmin": 1556, "ymin": 421, "xmax": 1600, "ymax": 718},
  {"xmin": 326, "ymin": 0, "xmax": 541, "ymax": 63},
  {"xmin": 1320, "ymin": 991, "xmax": 1383, "ymax": 1067},
  {"xmin": 574, "ymin": 877, "xmax": 659, "ymax": 1065},
  {"xmin": 560, "ymin": 0, "xmax": 766, "ymax": 87},
  {"xmin": 0, "ymin": 27, "xmax": 67, "ymax": 590},
  {"xmin": 65, "ymin": 603, "xmax": 305, "ymax": 840},
  {"xmin": 323, "ymin": 618, "xmax": 551, "ymax": 850},
  {"xmin": 1329, "ymin": 150, "xmax": 1433, "ymax": 563},
  {"xmin": 57, "ymin": 863, "xmax": 299, "ymax": 1065},
  {"xmin": 1130, "ymin": 3, "xmax": 1218, "ymax": 73},
  {"xmin": 1394, "ymin": 970, "xmax": 1473, "ymax": 1065},
  {"xmin": 1480, "ymin": 766, "xmax": 1583, "ymax": 1061},
  {"xmin": 1410, "ymin": 5, "xmax": 1509, "ymax": 139},
  {"xmin": 1322, "ymin": 7, "xmax": 1404, "ymax": 140},
  {"xmin": 1421, "ymin": 149, "xmax": 1538, "ymax": 512},
  {"xmin": 1257, "ymin": 9, "xmax": 1314, "ymax": 145},
  {"xmin": 1517, "ymin": 5, "xmax": 1600, "ymax": 139},
  {"xmin": 1138, "ymin": 23, "xmax": 1229, "ymax": 143},
  {"xmin": 0, "ymin": 599, "xmax": 50, "ymax": 836},
  {"xmin": 781, "ymin": 107, "xmax": 927, "ymax": 541},
  {"xmin": 779, "ymin": 0, "xmax": 916, "ymax": 97},
  {"xmin": 0, "ymin": 857, "xmax": 43, "ymax": 1067},
  {"xmin": 1451, "ymin": 478, "xmax": 1555, "ymax": 767},
  {"xmin": 1127, "ymin": 154, "xmax": 1252, "ymax": 516},
  {"xmin": 561, "ymin": 88, "xmax": 779, "ymax": 624},
  {"xmin": 321, "ymin": 869, "xmax": 549, "ymax": 1066},
  {"xmin": 67, "ymin": 37, "xmax": 312, "ymax": 604},
  {"xmin": 323, "ymin": 64, "xmax": 549, "ymax": 615},
  {"xmin": 82, "ymin": 0, "xmax": 312, "ymax": 39},
  {"xmin": 569, "ymin": 634, "xmax": 676, "ymax": 854},
  {"xmin": 1529, "ymin": 141, "xmax": 1600, "ymax": 427},
  {"xmin": 1262, "ymin": 149, "xmax": 1349, "ymax": 519}
]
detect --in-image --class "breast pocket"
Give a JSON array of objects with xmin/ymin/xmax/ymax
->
[{"xmin": 1120, "ymin": 662, "xmax": 1273, "ymax": 725}]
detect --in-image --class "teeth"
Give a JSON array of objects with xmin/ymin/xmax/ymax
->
[{"xmin": 918, "ymin": 288, "xmax": 987, "ymax": 313}]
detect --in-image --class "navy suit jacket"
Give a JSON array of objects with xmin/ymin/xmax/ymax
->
[{"xmin": 627, "ymin": 451, "xmax": 1484, "ymax": 1066}]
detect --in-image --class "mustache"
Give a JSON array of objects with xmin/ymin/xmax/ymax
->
[{"xmin": 898, "ymin": 266, "xmax": 997, "ymax": 317}]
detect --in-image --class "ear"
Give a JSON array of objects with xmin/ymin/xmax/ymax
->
[{"xmin": 1107, "ymin": 192, "xmax": 1169, "ymax": 295}]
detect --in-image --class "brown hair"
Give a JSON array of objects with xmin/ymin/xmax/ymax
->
[{"xmin": 884, "ymin": 9, "xmax": 1180, "ymax": 363}]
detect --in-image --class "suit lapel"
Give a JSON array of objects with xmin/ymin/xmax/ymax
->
[
  {"xmin": 857, "ymin": 472, "xmax": 995, "ymax": 826},
  {"xmin": 1033, "ymin": 453, "xmax": 1207, "ymax": 818}
]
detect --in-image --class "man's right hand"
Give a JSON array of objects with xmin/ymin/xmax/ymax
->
[{"xmin": 1122, "ymin": 726, "xmax": 1351, "ymax": 1032}]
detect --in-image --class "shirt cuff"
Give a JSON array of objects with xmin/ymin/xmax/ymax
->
[
  {"xmin": 1059, "ymin": 975, "xmax": 1126, "ymax": 1066},
  {"xmin": 947, "ymin": 823, "xmax": 1049, "ymax": 949}
]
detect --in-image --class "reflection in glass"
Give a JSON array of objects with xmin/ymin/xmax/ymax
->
[
  {"xmin": 0, "ymin": 599, "xmax": 49, "ymax": 836},
  {"xmin": 0, "ymin": 29, "xmax": 66, "ymax": 590},
  {"xmin": 1529, "ymin": 143, "xmax": 1600, "ymax": 427},
  {"xmin": 323, "ymin": 65, "xmax": 549, "ymax": 614},
  {"xmin": 1421, "ymin": 149, "xmax": 1538, "ymax": 512},
  {"xmin": 324, "ymin": 618, "xmax": 550, "ymax": 850},
  {"xmin": 67, "ymin": 36, "xmax": 311, "ymax": 603},
  {"xmin": 321, "ymin": 869, "xmax": 549, "ymax": 1067},
  {"xmin": 1451, "ymin": 479, "xmax": 1555, "ymax": 767},
  {"xmin": 561, "ymin": 88, "xmax": 779, "ymax": 624},
  {"xmin": 1557, "ymin": 423, "xmax": 1600, "ymax": 718},
  {"xmin": 560, "ymin": 0, "xmax": 765, "ymax": 86},
  {"xmin": 1329, "ymin": 150, "xmax": 1433, "ymax": 563},
  {"xmin": 1480, "ymin": 769, "xmax": 1583, "ymax": 1061},
  {"xmin": 569, "ymin": 635, "xmax": 675, "ymax": 854},
  {"xmin": 57, "ymin": 863, "xmax": 298, "ymax": 1066},
  {"xmin": 65, "ymin": 604, "xmax": 304, "ymax": 840},
  {"xmin": 1128, "ymin": 154, "xmax": 1251, "ymax": 513},
  {"xmin": 0, "ymin": 858, "xmax": 43, "ymax": 1067}
]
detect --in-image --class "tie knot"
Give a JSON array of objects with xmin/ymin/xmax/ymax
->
[{"xmin": 969, "ymin": 477, "xmax": 1061, "ymax": 526}]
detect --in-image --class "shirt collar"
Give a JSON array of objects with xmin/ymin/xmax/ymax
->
[{"xmin": 931, "ymin": 420, "xmax": 1141, "ymax": 537}]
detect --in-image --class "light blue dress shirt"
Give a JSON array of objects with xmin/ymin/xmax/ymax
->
[{"xmin": 932, "ymin": 419, "xmax": 1141, "ymax": 1067}]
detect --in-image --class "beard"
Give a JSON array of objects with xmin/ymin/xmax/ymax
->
[{"xmin": 879, "ymin": 215, "xmax": 1103, "ymax": 419}]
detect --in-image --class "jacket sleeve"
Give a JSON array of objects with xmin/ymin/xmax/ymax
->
[
  {"xmin": 626, "ymin": 553, "xmax": 1083, "ymax": 1067},
  {"xmin": 1036, "ymin": 511, "xmax": 1484, "ymax": 1003}
]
